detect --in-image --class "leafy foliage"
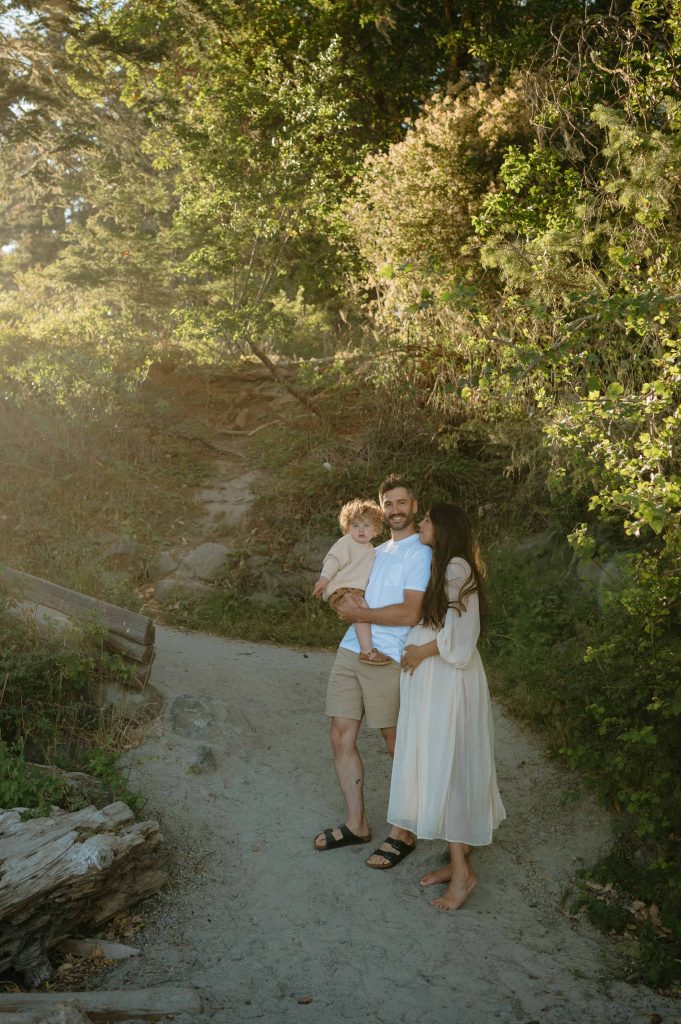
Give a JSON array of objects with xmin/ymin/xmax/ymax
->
[{"xmin": 0, "ymin": 599, "xmax": 141, "ymax": 812}]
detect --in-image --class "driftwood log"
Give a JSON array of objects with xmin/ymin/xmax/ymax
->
[
  {"xmin": 0, "ymin": 802, "xmax": 166, "ymax": 987},
  {"xmin": 0, "ymin": 988, "xmax": 202, "ymax": 1021},
  {"xmin": 0, "ymin": 566, "xmax": 155, "ymax": 686},
  {"xmin": 0, "ymin": 1001, "xmax": 92, "ymax": 1024}
]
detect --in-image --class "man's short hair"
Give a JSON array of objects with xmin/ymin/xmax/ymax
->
[{"xmin": 378, "ymin": 475, "xmax": 416, "ymax": 501}]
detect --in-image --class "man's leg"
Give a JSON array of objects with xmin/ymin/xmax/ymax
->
[
  {"xmin": 314, "ymin": 716, "xmax": 370, "ymax": 850},
  {"xmin": 364, "ymin": 724, "xmax": 414, "ymax": 866}
]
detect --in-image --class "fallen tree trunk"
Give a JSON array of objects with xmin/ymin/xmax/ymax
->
[
  {"xmin": 0, "ymin": 567, "xmax": 155, "ymax": 686},
  {"xmin": 1, "ymin": 1002, "xmax": 92, "ymax": 1024},
  {"xmin": 0, "ymin": 988, "xmax": 202, "ymax": 1021},
  {"xmin": 0, "ymin": 567, "xmax": 154, "ymax": 645},
  {"xmin": 0, "ymin": 803, "xmax": 166, "ymax": 987}
]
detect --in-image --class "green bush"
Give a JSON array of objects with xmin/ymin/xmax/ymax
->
[
  {"xmin": 0, "ymin": 601, "xmax": 141, "ymax": 814},
  {"xmin": 484, "ymin": 540, "xmax": 681, "ymax": 988}
]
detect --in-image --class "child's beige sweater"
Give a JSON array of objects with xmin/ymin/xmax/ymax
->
[{"xmin": 320, "ymin": 534, "xmax": 376, "ymax": 600}]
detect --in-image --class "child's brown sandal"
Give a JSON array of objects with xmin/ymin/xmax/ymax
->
[{"xmin": 359, "ymin": 648, "xmax": 391, "ymax": 666}]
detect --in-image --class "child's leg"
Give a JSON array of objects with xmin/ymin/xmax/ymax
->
[
  {"xmin": 354, "ymin": 596, "xmax": 377, "ymax": 655},
  {"xmin": 355, "ymin": 597, "xmax": 391, "ymax": 665},
  {"xmin": 355, "ymin": 620, "xmax": 373, "ymax": 655}
]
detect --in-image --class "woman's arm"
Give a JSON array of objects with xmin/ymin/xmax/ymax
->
[{"xmin": 400, "ymin": 639, "xmax": 439, "ymax": 674}]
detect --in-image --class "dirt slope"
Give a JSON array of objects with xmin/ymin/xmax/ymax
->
[{"xmin": 101, "ymin": 626, "xmax": 677, "ymax": 1024}]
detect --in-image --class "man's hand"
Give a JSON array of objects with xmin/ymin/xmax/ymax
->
[{"xmin": 334, "ymin": 592, "xmax": 366, "ymax": 621}]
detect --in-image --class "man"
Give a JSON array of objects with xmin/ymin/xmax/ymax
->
[{"xmin": 313, "ymin": 475, "xmax": 432, "ymax": 868}]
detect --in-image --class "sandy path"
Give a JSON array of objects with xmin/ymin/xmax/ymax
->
[{"xmin": 104, "ymin": 627, "xmax": 676, "ymax": 1024}]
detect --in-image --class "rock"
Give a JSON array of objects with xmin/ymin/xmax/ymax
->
[
  {"xmin": 101, "ymin": 538, "xmax": 144, "ymax": 571},
  {"xmin": 246, "ymin": 554, "xmax": 271, "ymax": 570},
  {"xmin": 249, "ymin": 591, "xmax": 290, "ymax": 612},
  {"xmin": 198, "ymin": 469, "xmax": 257, "ymax": 529},
  {"xmin": 99, "ymin": 570, "xmax": 132, "ymax": 596},
  {"xmin": 100, "ymin": 680, "xmax": 163, "ymax": 720},
  {"xmin": 516, "ymin": 532, "xmax": 553, "ymax": 554},
  {"xmin": 154, "ymin": 576, "xmax": 211, "ymax": 601},
  {"xmin": 576, "ymin": 552, "xmax": 629, "ymax": 595},
  {"xmin": 187, "ymin": 745, "xmax": 216, "ymax": 774},
  {"xmin": 291, "ymin": 532, "xmax": 338, "ymax": 570},
  {"xmin": 576, "ymin": 558, "xmax": 603, "ymax": 586},
  {"xmin": 169, "ymin": 695, "xmax": 226, "ymax": 741},
  {"xmin": 147, "ymin": 551, "xmax": 178, "ymax": 581},
  {"xmin": 177, "ymin": 543, "xmax": 231, "ymax": 582},
  {"xmin": 274, "ymin": 571, "xmax": 316, "ymax": 601}
]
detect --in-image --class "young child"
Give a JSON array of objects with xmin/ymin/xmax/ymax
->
[{"xmin": 313, "ymin": 498, "xmax": 390, "ymax": 665}]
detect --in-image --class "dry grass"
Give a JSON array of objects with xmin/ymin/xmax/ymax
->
[{"xmin": 0, "ymin": 367, "xmax": 212, "ymax": 602}]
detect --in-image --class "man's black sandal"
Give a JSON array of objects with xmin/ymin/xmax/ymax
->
[
  {"xmin": 313, "ymin": 823, "xmax": 372, "ymax": 851},
  {"xmin": 365, "ymin": 836, "xmax": 416, "ymax": 869}
]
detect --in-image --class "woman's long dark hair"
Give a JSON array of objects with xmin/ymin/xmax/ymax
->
[{"xmin": 420, "ymin": 504, "xmax": 488, "ymax": 630}]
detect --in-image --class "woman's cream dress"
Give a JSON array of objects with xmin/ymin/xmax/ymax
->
[{"xmin": 388, "ymin": 557, "xmax": 506, "ymax": 846}]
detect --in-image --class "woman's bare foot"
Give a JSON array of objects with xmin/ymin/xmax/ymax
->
[
  {"xmin": 430, "ymin": 869, "xmax": 478, "ymax": 910},
  {"xmin": 419, "ymin": 865, "xmax": 452, "ymax": 887},
  {"xmin": 420, "ymin": 844, "xmax": 470, "ymax": 886}
]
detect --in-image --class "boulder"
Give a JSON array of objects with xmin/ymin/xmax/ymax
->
[
  {"xmin": 516, "ymin": 532, "xmax": 553, "ymax": 555},
  {"xmin": 291, "ymin": 532, "xmax": 339, "ymax": 570},
  {"xmin": 249, "ymin": 591, "xmax": 290, "ymax": 612},
  {"xmin": 101, "ymin": 538, "xmax": 144, "ymax": 571},
  {"xmin": 274, "ymin": 571, "xmax": 317, "ymax": 601},
  {"xmin": 147, "ymin": 551, "xmax": 178, "ymax": 581},
  {"xmin": 576, "ymin": 552, "xmax": 630, "ymax": 601},
  {"xmin": 177, "ymin": 543, "xmax": 231, "ymax": 582},
  {"xmin": 154, "ymin": 576, "xmax": 211, "ymax": 601}
]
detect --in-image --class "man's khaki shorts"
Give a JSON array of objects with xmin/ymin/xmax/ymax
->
[{"xmin": 325, "ymin": 646, "xmax": 400, "ymax": 729}]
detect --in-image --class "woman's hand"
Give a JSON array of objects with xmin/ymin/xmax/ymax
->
[{"xmin": 400, "ymin": 644, "xmax": 425, "ymax": 674}]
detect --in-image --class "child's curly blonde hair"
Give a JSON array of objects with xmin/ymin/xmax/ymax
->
[{"xmin": 339, "ymin": 498, "xmax": 384, "ymax": 534}]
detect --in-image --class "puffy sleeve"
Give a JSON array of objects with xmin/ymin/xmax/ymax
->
[
  {"xmin": 320, "ymin": 536, "xmax": 350, "ymax": 582},
  {"xmin": 435, "ymin": 558, "xmax": 480, "ymax": 669}
]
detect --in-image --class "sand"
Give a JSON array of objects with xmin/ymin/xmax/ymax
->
[{"xmin": 99, "ymin": 626, "xmax": 678, "ymax": 1024}]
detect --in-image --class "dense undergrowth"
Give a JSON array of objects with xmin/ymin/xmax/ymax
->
[{"xmin": 0, "ymin": 600, "xmax": 143, "ymax": 814}]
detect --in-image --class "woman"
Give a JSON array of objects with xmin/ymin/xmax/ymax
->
[{"xmin": 383, "ymin": 503, "xmax": 505, "ymax": 909}]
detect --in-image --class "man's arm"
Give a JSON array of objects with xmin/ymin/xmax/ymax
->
[{"xmin": 335, "ymin": 588, "xmax": 424, "ymax": 627}]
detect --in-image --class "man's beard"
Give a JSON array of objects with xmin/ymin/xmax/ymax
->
[{"xmin": 386, "ymin": 509, "xmax": 415, "ymax": 531}]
